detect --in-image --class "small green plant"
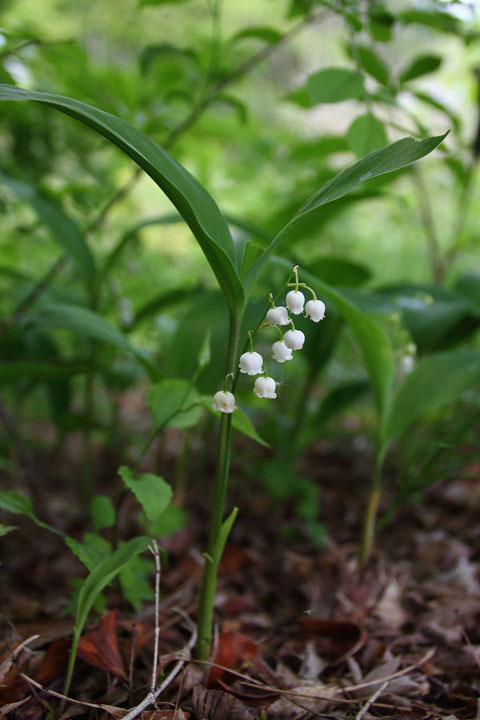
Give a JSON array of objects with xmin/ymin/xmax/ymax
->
[{"xmin": 0, "ymin": 81, "xmax": 445, "ymax": 666}]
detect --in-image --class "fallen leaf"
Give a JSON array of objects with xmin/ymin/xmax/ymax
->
[
  {"xmin": 34, "ymin": 638, "xmax": 70, "ymax": 686},
  {"xmin": 78, "ymin": 611, "xmax": 127, "ymax": 680},
  {"xmin": 206, "ymin": 631, "xmax": 259, "ymax": 688},
  {"xmin": 192, "ymin": 687, "xmax": 256, "ymax": 720}
]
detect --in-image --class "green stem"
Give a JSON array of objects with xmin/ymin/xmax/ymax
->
[
  {"xmin": 359, "ymin": 453, "xmax": 384, "ymax": 565},
  {"xmin": 196, "ymin": 312, "xmax": 240, "ymax": 659},
  {"xmin": 61, "ymin": 628, "xmax": 80, "ymax": 711}
]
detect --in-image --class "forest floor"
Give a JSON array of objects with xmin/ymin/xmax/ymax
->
[{"xmin": 1, "ymin": 423, "xmax": 479, "ymax": 720}]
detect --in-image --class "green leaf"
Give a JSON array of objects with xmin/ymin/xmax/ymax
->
[
  {"xmin": 384, "ymin": 351, "xmax": 480, "ymax": 446},
  {"xmin": 308, "ymin": 257, "xmax": 371, "ymax": 287},
  {"xmin": 355, "ymin": 45, "xmax": 390, "ymax": 86},
  {"xmin": 0, "ymin": 85, "xmax": 243, "ymax": 316},
  {"xmin": 74, "ymin": 536, "xmax": 149, "ymax": 637},
  {"xmin": 32, "ymin": 303, "xmax": 132, "ymax": 351},
  {"xmin": 211, "ymin": 507, "xmax": 238, "ymax": 566},
  {"xmin": 197, "ymin": 331, "xmax": 211, "ymax": 370},
  {"xmin": 290, "ymin": 67, "xmax": 364, "ymax": 106},
  {"xmin": 346, "ymin": 114, "xmax": 388, "ymax": 157},
  {"xmin": 231, "ymin": 26, "xmax": 282, "ymax": 45},
  {"xmin": 0, "ymin": 491, "xmax": 63, "ymax": 536},
  {"xmin": 0, "ymin": 491, "xmax": 35, "ymax": 518},
  {"xmin": 412, "ymin": 90, "xmax": 461, "ymax": 133},
  {"xmin": 400, "ymin": 55, "xmax": 442, "ymax": 83},
  {"xmin": 0, "ymin": 524, "xmax": 17, "ymax": 538},
  {"xmin": 399, "ymin": 10, "xmax": 461, "ymax": 35},
  {"xmin": 0, "ymin": 173, "xmax": 96, "ymax": 285},
  {"xmin": 118, "ymin": 467, "xmax": 172, "ymax": 522},
  {"xmin": 244, "ymin": 133, "xmax": 447, "ymax": 291},
  {"xmin": 91, "ymin": 495, "xmax": 116, "ymax": 532},
  {"xmin": 139, "ymin": 43, "xmax": 197, "ymax": 74},
  {"xmin": 148, "ymin": 379, "xmax": 203, "ymax": 429},
  {"xmin": 200, "ymin": 396, "xmax": 270, "ymax": 448}
]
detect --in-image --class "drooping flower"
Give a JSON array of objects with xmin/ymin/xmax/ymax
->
[
  {"xmin": 213, "ymin": 390, "xmax": 236, "ymax": 413},
  {"xmin": 283, "ymin": 329, "xmax": 305, "ymax": 350},
  {"xmin": 286, "ymin": 290, "xmax": 305, "ymax": 315},
  {"xmin": 254, "ymin": 375, "xmax": 277, "ymax": 399},
  {"xmin": 239, "ymin": 351, "xmax": 263, "ymax": 376},
  {"xmin": 271, "ymin": 341, "xmax": 293, "ymax": 363},
  {"xmin": 305, "ymin": 299, "xmax": 325, "ymax": 322},
  {"xmin": 266, "ymin": 306, "xmax": 289, "ymax": 326}
]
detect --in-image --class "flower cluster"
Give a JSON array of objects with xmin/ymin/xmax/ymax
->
[{"xmin": 213, "ymin": 266, "xmax": 326, "ymax": 412}]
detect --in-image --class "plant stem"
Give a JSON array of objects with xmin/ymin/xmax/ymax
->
[
  {"xmin": 61, "ymin": 628, "xmax": 80, "ymax": 711},
  {"xmin": 360, "ymin": 453, "xmax": 384, "ymax": 565},
  {"xmin": 196, "ymin": 312, "xmax": 240, "ymax": 660}
]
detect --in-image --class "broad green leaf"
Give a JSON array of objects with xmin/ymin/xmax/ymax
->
[
  {"xmin": 244, "ymin": 133, "xmax": 447, "ymax": 291},
  {"xmin": 0, "ymin": 362, "xmax": 85, "ymax": 387},
  {"xmin": 399, "ymin": 10, "xmax": 461, "ymax": 35},
  {"xmin": 0, "ymin": 85, "xmax": 243, "ymax": 315},
  {"xmin": 0, "ymin": 173, "xmax": 96, "ymax": 284},
  {"xmin": 118, "ymin": 466, "xmax": 172, "ymax": 522},
  {"xmin": 308, "ymin": 257, "xmax": 371, "ymax": 287},
  {"xmin": 231, "ymin": 26, "xmax": 282, "ymax": 45},
  {"xmin": 91, "ymin": 495, "xmax": 116, "ymax": 532},
  {"xmin": 400, "ymin": 55, "xmax": 442, "ymax": 83},
  {"xmin": 289, "ymin": 67, "xmax": 364, "ymax": 106},
  {"xmin": 0, "ymin": 524, "xmax": 17, "ymax": 537},
  {"xmin": 131, "ymin": 286, "xmax": 200, "ymax": 330},
  {"xmin": 346, "ymin": 114, "xmax": 388, "ymax": 157},
  {"xmin": 384, "ymin": 351, "xmax": 480, "ymax": 446},
  {"xmin": 32, "ymin": 303, "xmax": 133, "ymax": 351},
  {"xmin": 355, "ymin": 45, "xmax": 390, "ymax": 86},
  {"xmin": 368, "ymin": 8, "xmax": 395, "ymax": 42},
  {"xmin": 139, "ymin": 43, "xmax": 197, "ymax": 74},
  {"xmin": 148, "ymin": 379, "xmax": 203, "ymax": 429},
  {"xmin": 74, "ymin": 536, "xmax": 149, "ymax": 637},
  {"xmin": 0, "ymin": 491, "xmax": 34, "ymax": 517},
  {"xmin": 0, "ymin": 491, "xmax": 63, "ymax": 536},
  {"xmin": 64, "ymin": 536, "xmax": 109, "ymax": 572},
  {"xmin": 200, "ymin": 396, "xmax": 270, "ymax": 448}
]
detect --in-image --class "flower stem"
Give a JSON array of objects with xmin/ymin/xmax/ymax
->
[{"xmin": 196, "ymin": 311, "xmax": 240, "ymax": 660}]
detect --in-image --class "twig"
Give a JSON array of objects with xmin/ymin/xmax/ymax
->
[
  {"xmin": 19, "ymin": 672, "xmax": 109, "ymax": 711},
  {"xmin": 120, "ymin": 623, "xmax": 197, "ymax": 720},
  {"xmin": 355, "ymin": 680, "xmax": 389, "ymax": 720},
  {"xmin": 148, "ymin": 540, "xmax": 161, "ymax": 693},
  {"xmin": 0, "ymin": 634, "xmax": 39, "ymax": 682}
]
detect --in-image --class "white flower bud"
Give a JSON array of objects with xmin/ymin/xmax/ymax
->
[
  {"xmin": 213, "ymin": 390, "xmax": 236, "ymax": 413},
  {"xmin": 239, "ymin": 351, "xmax": 263, "ymax": 376},
  {"xmin": 305, "ymin": 299, "xmax": 325, "ymax": 322},
  {"xmin": 286, "ymin": 290, "xmax": 305, "ymax": 315},
  {"xmin": 254, "ymin": 376, "xmax": 277, "ymax": 399},
  {"xmin": 398, "ymin": 355, "xmax": 415, "ymax": 378},
  {"xmin": 271, "ymin": 341, "xmax": 293, "ymax": 363},
  {"xmin": 266, "ymin": 306, "xmax": 289, "ymax": 326},
  {"xmin": 283, "ymin": 329, "xmax": 305, "ymax": 350}
]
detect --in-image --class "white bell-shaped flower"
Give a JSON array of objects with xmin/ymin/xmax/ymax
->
[
  {"xmin": 286, "ymin": 290, "xmax": 305, "ymax": 315},
  {"xmin": 254, "ymin": 376, "xmax": 277, "ymax": 399},
  {"xmin": 239, "ymin": 351, "xmax": 263, "ymax": 376},
  {"xmin": 213, "ymin": 390, "xmax": 236, "ymax": 413},
  {"xmin": 266, "ymin": 306, "xmax": 289, "ymax": 326},
  {"xmin": 305, "ymin": 299, "xmax": 325, "ymax": 322},
  {"xmin": 271, "ymin": 341, "xmax": 293, "ymax": 363},
  {"xmin": 283, "ymin": 329, "xmax": 305, "ymax": 350}
]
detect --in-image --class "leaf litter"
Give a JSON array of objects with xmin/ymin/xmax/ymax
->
[{"xmin": 0, "ymin": 432, "xmax": 480, "ymax": 719}]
